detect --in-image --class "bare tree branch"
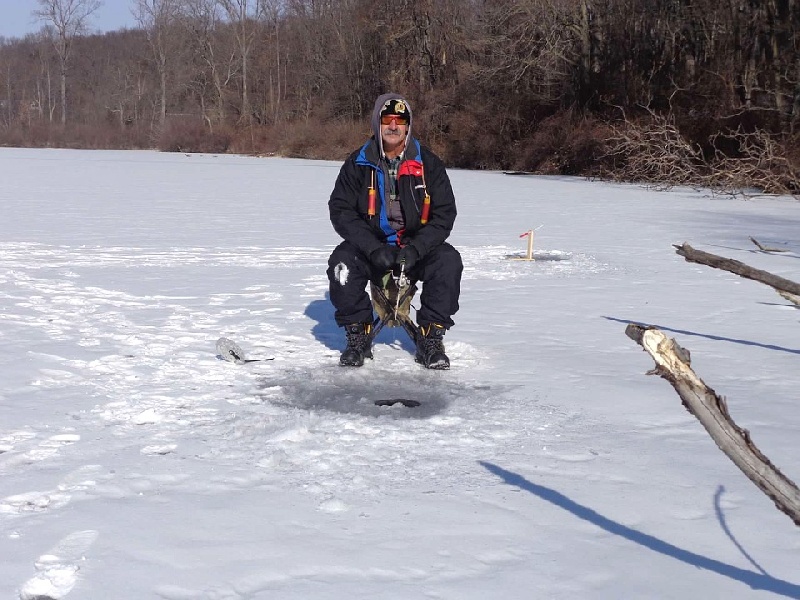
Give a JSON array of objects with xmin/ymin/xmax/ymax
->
[
  {"xmin": 749, "ymin": 236, "xmax": 789, "ymax": 253},
  {"xmin": 133, "ymin": 0, "xmax": 181, "ymax": 125},
  {"xmin": 33, "ymin": 0, "xmax": 101, "ymax": 124},
  {"xmin": 626, "ymin": 324, "xmax": 800, "ymax": 527},
  {"xmin": 674, "ymin": 243, "xmax": 800, "ymax": 298}
]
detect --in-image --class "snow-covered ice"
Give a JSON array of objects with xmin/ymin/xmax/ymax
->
[{"xmin": 1, "ymin": 147, "xmax": 799, "ymax": 598}]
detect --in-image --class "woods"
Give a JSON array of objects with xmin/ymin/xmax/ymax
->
[{"xmin": 1, "ymin": 0, "xmax": 799, "ymax": 194}]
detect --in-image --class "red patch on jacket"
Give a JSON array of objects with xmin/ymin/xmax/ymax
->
[{"xmin": 398, "ymin": 160, "xmax": 423, "ymax": 178}]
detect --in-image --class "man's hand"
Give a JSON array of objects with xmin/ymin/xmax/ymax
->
[
  {"xmin": 370, "ymin": 245, "xmax": 399, "ymax": 271},
  {"xmin": 397, "ymin": 245, "xmax": 419, "ymax": 271}
]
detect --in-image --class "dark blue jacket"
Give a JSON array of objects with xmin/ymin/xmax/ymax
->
[{"xmin": 328, "ymin": 136, "xmax": 457, "ymax": 259}]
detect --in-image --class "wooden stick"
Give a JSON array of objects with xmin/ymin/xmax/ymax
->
[{"xmin": 509, "ymin": 230, "xmax": 535, "ymax": 261}]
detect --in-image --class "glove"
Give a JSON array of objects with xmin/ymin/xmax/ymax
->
[
  {"xmin": 370, "ymin": 245, "xmax": 399, "ymax": 271},
  {"xmin": 397, "ymin": 245, "xmax": 419, "ymax": 271}
]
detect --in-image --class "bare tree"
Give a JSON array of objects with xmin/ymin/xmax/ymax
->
[
  {"xmin": 34, "ymin": 0, "xmax": 102, "ymax": 125},
  {"xmin": 182, "ymin": 0, "xmax": 233, "ymax": 128},
  {"xmin": 133, "ymin": 0, "xmax": 181, "ymax": 126},
  {"xmin": 479, "ymin": 0, "xmax": 579, "ymax": 102},
  {"xmin": 0, "ymin": 56, "xmax": 13, "ymax": 128},
  {"xmin": 259, "ymin": 0, "xmax": 284, "ymax": 123},
  {"xmin": 216, "ymin": 0, "xmax": 259, "ymax": 124}
]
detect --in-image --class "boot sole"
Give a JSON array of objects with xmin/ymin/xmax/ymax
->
[
  {"xmin": 415, "ymin": 355, "xmax": 450, "ymax": 370},
  {"xmin": 339, "ymin": 351, "xmax": 373, "ymax": 367}
]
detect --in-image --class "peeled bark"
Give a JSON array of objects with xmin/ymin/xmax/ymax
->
[
  {"xmin": 777, "ymin": 290, "xmax": 800, "ymax": 307},
  {"xmin": 626, "ymin": 324, "xmax": 800, "ymax": 527}
]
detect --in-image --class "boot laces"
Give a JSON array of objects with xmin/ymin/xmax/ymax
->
[
  {"xmin": 419, "ymin": 325, "xmax": 445, "ymax": 356},
  {"xmin": 345, "ymin": 323, "xmax": 371, "ymax": 350}
]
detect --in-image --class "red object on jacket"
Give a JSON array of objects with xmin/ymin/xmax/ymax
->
[{"xmin": 398, "ymin": 160, "xmax": 424, "ymax": 178}]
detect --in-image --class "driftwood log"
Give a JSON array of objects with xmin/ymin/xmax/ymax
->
[
  {"xmin": 674, "ymin": 243, "xmax": 800, "ymax": 300},
  {"xmin": 625, "ymin": 323, "xmax": 800, "ymax": 526},
  {"xmin": 626, "ymin": 324, "xmax": 800, "ymax": 527}
]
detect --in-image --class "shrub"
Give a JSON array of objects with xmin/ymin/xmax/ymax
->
[
  {"xmin": 0, "ymin": 121, "xmax": 150, "ymax": 149},
  {"xmin": 158, "ymin": 117, "xmax": 231, "ymax": 153},
  {"xmin": 235, "ymin": 119, "xmax": 365, "ymax": 160},
  {"xmin": 511, "ymin": 110, "xmax": 612, "ymax": 176},
  {"xmin": 601, "ymin": 111, "xmax": 800, "ymax": 196}
]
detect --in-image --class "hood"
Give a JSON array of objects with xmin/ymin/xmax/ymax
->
[{"xmin": 371, "ymin": 92, "xmax": 413, "ymax": 159}]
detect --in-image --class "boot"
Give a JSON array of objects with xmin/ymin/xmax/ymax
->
[
  {"xmin": 415, "ymin": 323, "xmax": 450, "ymax": 370},
  {"xmin": 339, "ymin": 322, "xmax": 373, "ymax": 367}
]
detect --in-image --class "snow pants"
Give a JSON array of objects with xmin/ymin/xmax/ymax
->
[{"xmin": 327, "ymin": 241, "xmax": 462, "ymax": 328}]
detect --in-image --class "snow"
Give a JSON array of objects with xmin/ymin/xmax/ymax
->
[{"xmin": 1, "ymin": 147, "xmax": 799, "ymax": 599}]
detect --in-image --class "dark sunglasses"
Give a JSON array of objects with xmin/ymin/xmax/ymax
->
[{"xmin": 380, "ymin": 114, "xmax": 409, "ymax": 126}]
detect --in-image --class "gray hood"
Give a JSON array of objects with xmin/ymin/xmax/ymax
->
[{"xmin": 371, "ymin": 92, "xmax": 413, "ymax": 159}]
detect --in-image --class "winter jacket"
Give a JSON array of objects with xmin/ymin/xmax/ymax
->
[
  {"xmin": 328, "ymin": 137, "xmax": 457, "ymax": 261},
  {"xmin": 329, "ymin": 92, "xmax": 457, "ymax": 262}
]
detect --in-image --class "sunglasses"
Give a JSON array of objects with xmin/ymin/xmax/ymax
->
[{"xmin": 380, "ymin": 114, "xmax": 409, "ymax": 126}]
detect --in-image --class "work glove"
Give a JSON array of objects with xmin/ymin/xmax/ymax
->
[
  {"xmin": 397, "ymin": 245, "xmax": 419, "ymax": 271},
  {"xmin": 370, "ymin": 245, "xmax": 399, "ymax": 271}
]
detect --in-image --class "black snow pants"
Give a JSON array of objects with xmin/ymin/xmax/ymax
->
[{"xmin": 327, "ymin": 241, "xmax": 462, "ymax": 328}]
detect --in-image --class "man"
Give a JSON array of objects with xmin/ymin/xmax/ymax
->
[{"xmin": 327, "ymin": 93, "xmax": 462, "ymax": 369}]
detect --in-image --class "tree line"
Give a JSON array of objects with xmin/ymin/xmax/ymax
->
[{"xmin": 1, "ymin": 0, "xmax": 798, "ymax": 195}]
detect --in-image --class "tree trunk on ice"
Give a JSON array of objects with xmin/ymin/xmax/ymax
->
[
  {"xmin": 625, "ymin": 324, "xmax": 800, "ymax": 527},
  {"xmin": 674, "ymin": 243, "xmax": 800, "ymax": 298}
]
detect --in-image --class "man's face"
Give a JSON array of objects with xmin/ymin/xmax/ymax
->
[{"xmin": 380, "ymin": 114, "xmax": 408, "ymax": 154}]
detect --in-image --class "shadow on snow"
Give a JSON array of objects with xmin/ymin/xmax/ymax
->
[
  {"xmin": 480, "ymin": 461, "xmax": 800, "ymax": 598},
  {"xmin": 305, "ymin": 293, "xmax": 415, "ymax": 354},
  {"xmin": 604, "ymin": 316, "xmax": 800, "ymax": 356}
]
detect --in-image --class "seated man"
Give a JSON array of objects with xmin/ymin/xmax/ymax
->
[{"xmin": 327, "ymin": 93, "xmax": 462, "ymax": 369}]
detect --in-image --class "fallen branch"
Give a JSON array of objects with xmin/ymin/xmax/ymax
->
[
  {"xmin": 625, "ymin": 324, "xmax": 800, "ymax": 527},
  {"xmin": 674, "ymin": 243, "xmax": 800, "ymax": 298},
  {"xmin": 749, "ymin": 236, "xmax": 788, "ymax": 253},
  {"xmin": 777, "ymin": 290, "xmax": 800, "ymax": 307}
]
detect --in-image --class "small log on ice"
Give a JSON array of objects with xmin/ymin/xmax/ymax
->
[
  {"xmin": 749, "ymin": 236, "xmax": 788, "ymax": 253},
  {"xmin": 674, "ymin": 243, "xmax": 800, "ymax": 298},
  {"xmin": 626, "ymin": 323, "xmax": 800, "ymax": 527}
]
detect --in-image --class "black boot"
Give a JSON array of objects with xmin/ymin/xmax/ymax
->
[
  {"xmin": 339, "ymin": 323, "xmax": 373, "ymax": 367},
  {"xmin": 415, "ymin": 323, "xmax": 450, "ymax": 370}
]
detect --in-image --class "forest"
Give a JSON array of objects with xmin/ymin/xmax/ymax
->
[{"xmin": 1, "ymin": 0, "xmax": 798, "ymax": 196}]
